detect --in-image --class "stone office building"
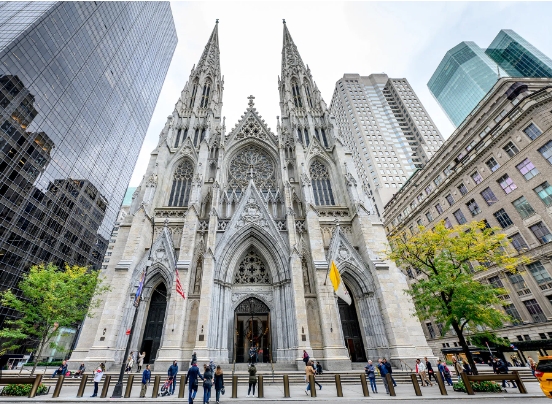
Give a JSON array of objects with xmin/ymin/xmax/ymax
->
[
  {"xmin": 384, "ymin": 77, "xmax": 552, "ymax": 358},
  {"xmin": 70, "ymin": 22, "xmax": 433, "ymax": 371}
]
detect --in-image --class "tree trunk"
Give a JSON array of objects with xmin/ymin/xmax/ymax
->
[
  {"xmin": 451, "ymin": 321, "xmax": 478, "ymax": 375},
  {"xmin": 30, "ymin": 336, "xmax": 47, "ymax": 376}
]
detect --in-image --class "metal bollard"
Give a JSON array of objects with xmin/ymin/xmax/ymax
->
[
  {"xmin": 52, "ymin": 375, "xmax": 65, "ymax": 398},
  {"xmin": 232, "ymin": 375, "xmax": 238, "ymax": 398},
  {"xmin": 386, "ymin": 374, "xmax": 396, "ymax": 396},
  {"xmin": 28, "ymin": 374, "xmax": 43, "ymax": 398},
  {"xmin": 309, "ymin": 374, "xmax": 317, "ymax": 397},
  {"xmin": 410, "ymin": 373, "xmax": 422, "ymax": 396},
  {"xmin": 179, "ymin": 375, "xmax": 186, "ymax": 398},
  {"xmin": 258, "ymin": 374, "xmax": 264, "ymax": 398},
  {"xmin": 124, "ymin": 374, "xmax": 134, "ymax": 398},
  {"xmin": 434, "ymin": 371, "xmax": 448, "ymax": 395},
  {"xmin": 76, "ymin": 375, "xmax": 89, "ymax": 397},
  {"xmin": 283, "ymin": 374, "xmax": 290, "ymax": 397},
  {"xmin": 460, "ymin": 372, "xmax": 474, "ymax": 395},
  {"xmin": 101, "ymin": 375, "xmax": 111, "ymax": 398},
  {"xmin": 152, "ymin": 375, "xmax": 161, "ymax": 398},
  {"xmin": 360, "ymin": 373, "xmax": 369, "ymax": 397},
  {"xmin": 512, "ymin": 370, "xmax": 527, "ymax": 394},
  {"xmin": 335, "ymin": 374, "xmax": 343, "ymax": 397}
]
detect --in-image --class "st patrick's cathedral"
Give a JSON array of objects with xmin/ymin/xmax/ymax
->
[{"xmin": 71, "ymin": 22, "xmax": 433, "ymax": 371}]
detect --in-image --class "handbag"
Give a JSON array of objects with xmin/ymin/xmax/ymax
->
[{"xmin": 221, "ymin": 387, "xmax": 225, "ymax": 395}]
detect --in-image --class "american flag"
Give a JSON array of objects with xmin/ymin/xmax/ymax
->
[{"xmin": 175, "ymin": 267, "xmax": 185, "ymax": 299}]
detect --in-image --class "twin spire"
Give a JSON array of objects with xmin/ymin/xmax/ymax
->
[{"xmin": 195, "ymin": 20, "xmax": 221, "ymax": 78}]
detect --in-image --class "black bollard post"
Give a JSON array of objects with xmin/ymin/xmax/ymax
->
[
  {"xmin": 232, "ymin": 375, "xmax": 238, "ymax": 398},
  {"xmin": 410, "ymin": 373, "xmax": 422, "ymax": 396},
  {"xmin": 434, "ymin": 371, "xmax": 448, "ymax": 395},
  {"xmin": 360, "ymin": 373, "xmax": 369, "ymax": 397},
  {"xmin": 387, "ymin": 374, "xmax": 396, "ymax": 396},
  {"xmin": 283, "ymin": 374, "xmax": 290, "ymax": 398},
  {"xmin": 258, "ymin": 374, "xmax": 264, "ymax": 398},
  {"xmin": 152, "ymin": 375, "xmax": 160, "ymax": 398},
  {"xmin": 335, "ymin": 374, "xmax": 343, "ymax": 397},
  {"xmin": 124, "ymin": 374, "xmax": 134, "ymax": 398},
  {"xmin": 52, "ymin": 375, "xmax": 65, "ymax": 398},
  {"xmin": 76, "ymin": 375, "xmax": 89, "ymax": 397},
  {"xmin": 179, "ymin": 375, "xmax": 186, "ymax": 398},
  {"xmin": 460, "ymin": 372, "xmax": 474, "ymax": 395},
  {"xmin": 309, "ymin": 374, "xmax": 317, "ymax": 397},
  {"xmin": 28, "ymin": 375, "xmax": 43, "ymax": 398},
  {"xmin": 101, "ymin": 375, "xmax": 112, "ymax": 398}
]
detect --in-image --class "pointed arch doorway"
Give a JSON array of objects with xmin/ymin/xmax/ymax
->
[
  {"xmin": 234, "ymin": 297, "xmax": 271, "ymax": 363},
  {"xmin": 338, "ymin": 285, "xmax": 366, "ymax": 362},
  {"xmin": 140, "ymin": 283, "xmax": 167, "ymax": 364}
]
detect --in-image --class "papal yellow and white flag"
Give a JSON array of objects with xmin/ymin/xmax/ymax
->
[{"xmin": 329, "ymin": 261, "xmax": 351, "ymax": 305}]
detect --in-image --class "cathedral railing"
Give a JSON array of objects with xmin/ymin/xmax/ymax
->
[
  {"xmin": 316, "ymin": 206, "xmax": 350, "ymax": 219},
  {"xmin": 154, "ymin": 207, "xmax": 188, "ymax": 218}
]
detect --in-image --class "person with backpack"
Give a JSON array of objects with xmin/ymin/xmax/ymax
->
[
  {"xmin": 185, "ymin": 361, "xmax": 204, "ymax": 404},
  {"xmin": 90, "ymin": 363, "xmax": 105, "ymax": 397},
  {"xmin": 247, "ymin": 363, "xmax": 257, "ymax": 397},
  {"xmin": 203, "ymin": 363, "xmax": 213, "ymax": 404},
  {"xmin": 302, "ymin": 350, "xmax": 310, "ymax": 365},
  {"xmin": 437, "ymin": 359, "xmax": 453, "ymax": 386},
  {"xmin": 365, "ymin": 360, "xmax": 377, "ymax": 393},
  {"xmin": 140, "ymin": 364, "xmax": 151, "ymax": 397}
]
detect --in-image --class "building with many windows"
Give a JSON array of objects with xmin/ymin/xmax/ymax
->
[
  {"xmin": 71, "ymin": 21, "xmax": 433, "ymax": 371},
  {"xmin": 429, "ymin": 30, "xmax": 552, "ymax": 128},
  {"xmin": 330, "ymin": 74, "xmax": 444, "ymax": 218},
  {"xmin": 384, "ymin": 77, "xmax": 552, "ymax": 359},
  {"xmin": 0, "ymin": 2, "xmax": 176, "ymax": 327}
]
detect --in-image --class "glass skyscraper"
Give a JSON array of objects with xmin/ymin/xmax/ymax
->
[
  {"xmin": 0, "ymin": 2, "xmax": 176, "ymax": 326},
  {"xmin": 429, "ymin": 30, "xmax": 552, "ymax": 128}
]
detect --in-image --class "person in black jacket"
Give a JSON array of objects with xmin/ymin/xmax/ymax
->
[
  {"xmin": 424, "ymin": 357, "xmax": 435, "ymax": 382},
  {"xmin": 494, "ymin": 357, "xmax": 517, "ymax": 388},
  {"xmin": 185, "ymin": 362, "xmax": 204, "ymax": 404},
  {"xmin": 383, "ymin": 358, "xmax": 397, "ymax": 387},
  {"xmin": 214, "ymin": 365, "xmax": 224, "ymax": 404}
]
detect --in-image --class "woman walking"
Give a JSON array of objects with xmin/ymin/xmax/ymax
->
[
  {"xmin": 137, "ymin": 352, "xmax": 145, "ymax": 372},
  {"xmin": 203, "ymin": 363, "xmax": 213, "ymax": 404},
  {"xmin": 90, "ymin": 363, "xmax": 105, "ymax": 397},
  {"xmin": 214, "ymin": 365, "xmax": 224, "ymax": 404},
  {"xmin": 247, "ymin": 363, "xmax": 257, "ymax": 397}
]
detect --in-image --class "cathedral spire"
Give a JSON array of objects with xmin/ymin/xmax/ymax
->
[
  {"xmin": 281, "ymin": 21, "xmax": 306, "ymax": 77},
  {"xmin": 195, "ymin": 20, "xmax": 221, "ymax": 78}
]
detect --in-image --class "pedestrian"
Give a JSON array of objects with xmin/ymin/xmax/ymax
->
[
  {"xmin": 191, "ymin": 352, "xmax": 197, "ymax": 366},
  {"xmin": 214, "ymin": 365, "xmax": 224, "ymax": 404},
  {"xmin": 248, "ymin": 345, "xmax": 257, "ymax": 365},
  {"xmin": 90, "ymin": 363, "xmax": 105, "ymax": 397},
  {"xmin": 377, "ymin": 359, "xmax": 390, "ymax": 394},
  {"xmin": 309, "ymin": 360, "xmax": 322, "ymax": 390},
  {"xmin": 315, "ymin": 361, "xmax": 323, "ymax": 375},
  {"xmin": 494, "ymin": 357, "xmax": 517, "ymax": 389},
  {"xmin": 168, "ymin": 360, "xmax": 179, "ymax": 395},
  {"xmin": 424, "ymin": 357, "xmax": 435, "ymax": 382},
  {"xmin": 437, "ymin": 359, "xmax": 453, "ymax": 386},
  {"xmin": 203, "ymin": 363, "xmax": 213, "ymax": 404},
  {"xmin": 140, "ymin": 364, "xmax": 151, "ymax": 397},
  {"xmin": 126, "ymin": 353, "xmax": 134, "ymax": 374},
  {"xmin": 302, "ymin": 349, "xmax": 310, "ymax": 365},
  {"xmin": 185, "ymin": 361, "xmax": 203, "ymax": 404},
  {"xmin": 383, "ymin": 358, "xmax": 397, "ymax": 387},
  {"xmin": 247, "ymin": 363, "xmax": 257, "ymax": 397},
  {"xmin": 365, "ymin": 360, "xmax": 378, "ymax": 393},
  {"xmin": 528, "ymin": 357, "xmax": 537, "ymax": 377},
  {"xmin": 52, "ymin": 360, "xmax": 68, "ymax": 378},
  {"xmin": 462, "ymin": 360, "xmax": 472, "ymax": 375},
  {"xmin": 416, "ymin": 358, "xmax": 432, "ymax": 386},
  {"xmin": 209, "ymin": 359, "xmax": 216, "ymax": 373},
  {"xmin": 451, "ymin": 356, "xmax": 463, "ymax": 382},
  {"xmin": 304, "ymin": 360, "xmax": 317, "ymax": 394},
  {"xmin": 137, "ymin": 352, "xmax": 145, "ymax": 372},
  {"xmin": 72, "ymin": 363, "xmax": 85, "ymax": 378}
]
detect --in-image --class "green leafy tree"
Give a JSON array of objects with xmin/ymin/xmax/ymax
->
[
  {"xmin": 388, "ymin": 221, "xmax": 526, "ymax": 374},
  {"xmin": 0, "ymin": 263, "xmax": 110, "ymax": 375}
]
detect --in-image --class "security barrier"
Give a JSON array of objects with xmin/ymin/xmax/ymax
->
[
  {"xmin": 52, "ymin": 375, "xmax": 65, "ymax": 398},
  {"xmin": 76, "ymin": 375, "xmax": 88, "ymax": 397},
  {"xmin": 335, "ymin": 374, "xmax": 343, "ymax": 397}
]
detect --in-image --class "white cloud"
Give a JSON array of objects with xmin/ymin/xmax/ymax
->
[{"xmin": 130, "ymin": 1, "xmax": 552, "ymax": 186}]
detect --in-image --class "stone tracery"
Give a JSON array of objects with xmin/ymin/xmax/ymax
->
[
  {"xmin": 233, "ymin": 248, "xmax": 272, "ymax": 285},
  {"xmin": 228, "ymin": 146, "xmax": 276, "ymax": 193}
]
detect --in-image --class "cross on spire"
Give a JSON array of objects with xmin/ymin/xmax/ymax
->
[{"xmin": 248, "ymin": 95, "xmax": 255, "ymax": 107}]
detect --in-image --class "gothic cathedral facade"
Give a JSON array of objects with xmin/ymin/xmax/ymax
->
[{"xmin": 71, "ymin": 22, "xmax": 433, "ymax": 370}]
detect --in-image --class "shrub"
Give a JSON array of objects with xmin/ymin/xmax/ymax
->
[
  {"xmin": 1, "ymin": 383, "xmax": 48, "ymax": 396},
  {"xmin": 23, "ymin": 361, "xmax": 63, "ymax": 367},
  {"xmin": 453, "ymin": 380, "xmax": 503, "ymax": 393}
]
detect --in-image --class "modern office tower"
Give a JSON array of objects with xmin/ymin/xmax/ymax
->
[
  {"xmin": 0, "ymin": 2, "xmax": 176, "ymax": 327},
  {"xmin": 330, "ymin": 73, "xmax": 444, "ymax": 217},
  {"xmin": 486, "ymin": 30, "xmax": 552, "ymax": 78},
  {"xmin": 429, "ymin": 30, "xmax": 552, "ymax": 128},
  {"xmin": 385, "ymin": 77, "xmax": 552, "ymax": 360}
]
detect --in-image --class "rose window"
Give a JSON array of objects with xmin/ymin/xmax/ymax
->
[{"xmin": 228, "ymin": 146, "xmax": 276, "ymax": 193}]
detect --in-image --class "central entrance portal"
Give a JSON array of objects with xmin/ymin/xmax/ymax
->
[
  {"xmin": 234, "ymin": 297, "xmax": 271, "ymax": 363},
  {"xmin": 338, "ymin": 286, "xmax": 366, "ymax": 362},
  {"xmin": 140, "ymin": 283, "xmax": 167, "ymax": 364}
]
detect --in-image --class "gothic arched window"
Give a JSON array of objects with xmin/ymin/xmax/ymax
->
[
  {"xmin": 228, "ymin": 146, "xmax": 276, "ymax": 195},
  {"xmin": 233, "ymin": 249, "xmax": 272, "ymax": 285},
  {"xmin": 174, "ymin": 129, "xmax": 182, "ymax": 148},
  {"xmin": 291, "ymin": 80, "xmax": 303, "ymax": 108},
  {"xmin": 200, "ymin": 80, "xmax": 211, "ymax": 108},
  {"xmin": 189, "ymin": 80, "xmax": 199, "ymax": 108},
  {"xmin": 305, "ymin": 84, "xmax": 314, "ymax": 108},
  {"xmin": 304, "ymin": 128, "xmax": 310, "ymax": 146},
  {"xmin": 310, "ymin": 160, "xmax": 335, "ymax": 206},
  {"xmin": 168, "ymin": 159, "xmax": 194, "ymax": 206},
  {"xmin": 193, "ymin": 129, "xmax": 200, "ymax": 147},
  {"xmin": 320, "ymin": 128, "xmax": 328, "ymax": 148}
]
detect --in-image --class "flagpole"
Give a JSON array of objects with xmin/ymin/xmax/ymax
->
[{"xmin": 112, "ymin": 205, "xmax": 154, "ymax": 398}]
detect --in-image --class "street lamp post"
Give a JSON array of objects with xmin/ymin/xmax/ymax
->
[{"xmin": 111, "ymin": 205, "xmax": 155, "ymax": 398}]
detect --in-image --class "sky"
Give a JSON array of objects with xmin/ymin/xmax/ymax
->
[{"xmin": 129, "ymin": 1, "xmax": 552, "ymax": 187}]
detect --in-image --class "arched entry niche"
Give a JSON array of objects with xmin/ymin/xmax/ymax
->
[
  {"xmin": 233, "ymin": 297, "xmax": 271, "ymax": 363},
  {"xmin": 140, "ymin": 283, "xmax": 167, "ymax": 363},
  {"xmin": 337, "ymin": 283, "xmax": 366, "ymax": 362}
]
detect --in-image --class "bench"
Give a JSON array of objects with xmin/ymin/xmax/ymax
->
[
  {"xmin": 0, "ymin": 375, "xmax": 45, "ymax": 397},
  {"xmin": 460, "ymin": 370, "xmax": 527, "ymax": 395}
]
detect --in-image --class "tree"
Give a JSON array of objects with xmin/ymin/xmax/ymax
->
[
  {"xmin": 0, "ymin": 263, "xmax": 110, "ymax": 375},
  {"xmin": 388, "ymin": 220, "xmax": 526, "ymax": 374}
]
